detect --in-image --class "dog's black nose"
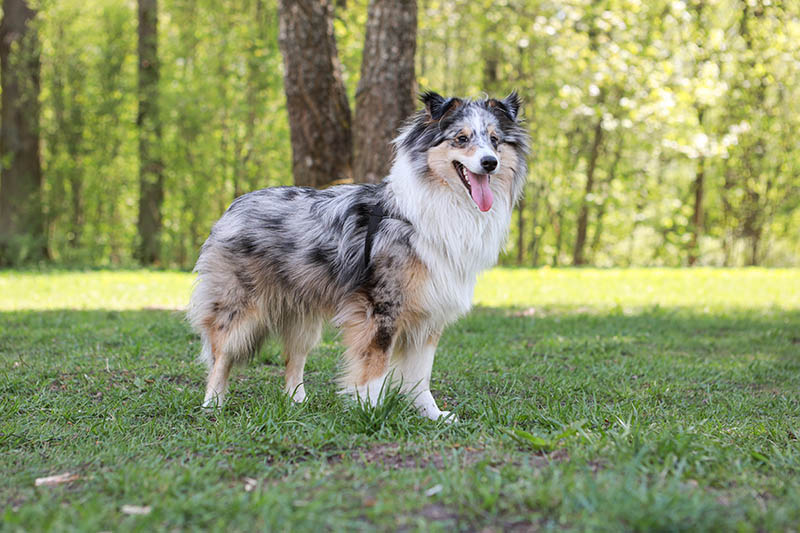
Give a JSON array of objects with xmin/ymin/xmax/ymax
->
[{"xmin": 480, "ymin": 156, "xmax": 498, "ymax": 172}]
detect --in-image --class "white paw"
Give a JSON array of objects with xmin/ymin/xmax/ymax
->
[
  {"xmin": 437, "ymin": 410, "xmax": 458, "ymax": 423},
  {"xmin": 286, "ymin": 383, "xmax": 306, "ymax": 403},
  {"xmin": 419, "ymin": 407, "xmax": 457, "ymax": 423},
  {"xmin": 413, "ymin": 390, "xmax": 456, "ymax": 422},
  {"xmin": 202, "ymin": 395, "xmax": 223, "ymax": 411}
]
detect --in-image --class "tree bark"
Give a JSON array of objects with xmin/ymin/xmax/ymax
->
[
  {"xmin": 589, "ymin": 137, "xmax": 623, "ymax": 262},
  {"xmin": 528, "ymin": 182, "xmax": 544, "ymax": 267},
  {"xmin": 353, "ymin": 0, "xmax": 416, "ymax": 183},
  {"xmin": 573, "ymin": 118, "xmax": 603, "ymax": 266},
  {"xmin": 687, "ymin": 0, "xmax": 707, "ymax": 266},
  {"xmin": 277, "ymin": 0, "xmax": 353, "ymax": 188},
  {"xmin": 738, "ymin": 4, "xmax": 768, "ymax": 267},
  {"xmin": 0, "ymin": 0, "xmax": 44, "ymax": 263},
  {"xmin": 688, "ymin": 150, "xmax": 705, "ymax": 266},
  {"xmin": 136, "ymin": 0, "xmax": 164, "ymax": 265},
  {"xmin": 552, "ymin": 209, "xmax": 563, "ymax": 267}
]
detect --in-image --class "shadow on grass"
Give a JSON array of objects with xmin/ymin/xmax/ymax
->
[
  {"xmin": 2, "ymin": 304, "xmax": 798, "ymax": 376},
  {"xmin": 2, "ymin": 305, "xmax": 798, "ymax": 419}
]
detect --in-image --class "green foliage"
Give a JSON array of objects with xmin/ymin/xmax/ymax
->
[
  {"xmin": 2, "ymin": 268, "xmax": 800, "ymax": 530},
  {"xmin": 37, "ymin": 0, "xmax": 292, "ymax": 267},
  {"xmin": 421, "ymin": 0, "xmax": 800, "ymax": 267},
  {"xmin": 21, "ymin": 0, "xmax": 800, "ymax": 267}
]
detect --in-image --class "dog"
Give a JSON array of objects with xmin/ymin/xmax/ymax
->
[{"xmin": 188, "ymin": 91, "xmax": 529, "ymax": 420}]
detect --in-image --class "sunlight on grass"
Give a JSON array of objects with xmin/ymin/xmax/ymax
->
[
  {"xmin": 0, "ymin": 270, "xmax": 195, "ymax": 310},
  {"xmin": 475, "ymin": 267, "xmax": 800, "ymax": 310},
  {"xmin": 0, "ymin": 267, "xmax": 798, "ymax": 311}
]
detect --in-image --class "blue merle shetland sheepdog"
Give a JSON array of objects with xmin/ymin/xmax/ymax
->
[{"xmin": 188, "ymin": 91, "xmax": 529, "ymax": 421}]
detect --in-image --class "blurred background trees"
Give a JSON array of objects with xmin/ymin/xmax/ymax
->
[
  {"xmin": 0, "ymin": 0, "xmax": 798, "ymax": 268},
  {"xmin": 0, "ymin": 0, "xmax": 44, "ymax": 264}
]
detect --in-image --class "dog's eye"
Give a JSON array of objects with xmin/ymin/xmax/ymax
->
[
  {"xmin": 456, "ymin": 135, "xmax": 469, "ymax": 144},
  {"xmin": 490, "ymin": 135, "xmax": 500, "ymax": 146}
]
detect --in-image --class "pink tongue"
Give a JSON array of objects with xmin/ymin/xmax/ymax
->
[{"xmin": 466, "ymin": 170, "xmax": 493, "ymax": 212}]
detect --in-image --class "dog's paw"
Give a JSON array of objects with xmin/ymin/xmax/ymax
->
[
  {"xmin": 418, "ymin": 405, "xmax": 458, "ymax": 423},
  {"xmin": 413, "ymin": 390, "xmax": 457, "ymax": 422},
  {"xmin": 202, "ymin": 396, "xmax": 223, "ymax": 411},
  {"xmin": 201, "ymin": 402, "xmax": 222, "ymax": 418},
  {"xmin": 286, "ymin": 383, "xmax": 306, "ymax": 403},
  {"xmin": 419, "ymin": 408, "xmax": 457, "ymax": 423},
  {"xmin": 437, "ymin": 411, "xmax": 458, "ymax": 423}
]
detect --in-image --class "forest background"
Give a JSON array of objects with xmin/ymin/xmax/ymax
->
[{"xmin": 1, "ymin": 0, "xmax": 798, "ymax": 269}]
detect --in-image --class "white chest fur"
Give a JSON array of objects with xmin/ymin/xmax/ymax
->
[{"xmin": 388, "ymin": 161, "xmax": 513, "ymax": 326}]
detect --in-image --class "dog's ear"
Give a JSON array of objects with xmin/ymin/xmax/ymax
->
[
  {"xmin": 495, "ymin": 90, "xmax": 522, "ymax": 122},
  {"xmin": 489, "ymin": 89, "xmax": 522, "ymax": 122},
  {"xmin": 502, "ymin": 90, "xmax": 522, "ymax": 121},
  {"xmin": 420, "ymin": 91, "xmax": 461, "ymax": 121}
]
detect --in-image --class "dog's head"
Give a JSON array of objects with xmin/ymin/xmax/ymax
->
[{"xmin": 394, "ymin": 91, "xmax": 530, "ymax": 212}]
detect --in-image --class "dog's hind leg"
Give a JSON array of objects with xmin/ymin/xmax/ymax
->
[
  {"xmin": 280, "ymin": 314, "xmax": 323, "ymax": 403},
  {"xmin": 201, "ymin": 306, "xmax": 265, "ymax": 409},
  {"xmin": 203, "ymin": 338, "xmax": 233, "ymax": 409}
]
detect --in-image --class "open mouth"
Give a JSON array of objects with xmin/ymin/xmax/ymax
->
[
  {"xmin": 453, "ymin": 161, "xmax": 473, "ymax": 193},
  {"xmin": 452, "ymin": 161, "xmax": 494, "ymax": 212}
]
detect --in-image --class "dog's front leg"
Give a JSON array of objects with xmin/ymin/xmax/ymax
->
[{"xmin": 396, "ymin": 330, "xmax": 455, "ymax": 422}]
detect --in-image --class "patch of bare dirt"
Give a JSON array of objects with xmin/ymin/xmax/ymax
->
[
  {"xmin": 395, "ymin": 504, "xmax": 462, "ymax": 532},
  {"xmin": 327, "ymin": 441, "xmax": 574, "ymax": 472},
  {"xmin": 399, "ymin": 506, "xmax": 546, "ymax": 532},
  {"xmin": 419, "ymin": 503, "xmax": 459, "ymax": 521},
  {"xmin": 329, "ymin": 442, "xmax": 514, "ymax": 470},
  {"xmin": 163, "ymin": 373, "xmax": 199, "ymax": 387},
  {"xmin": 48, "ymin": 368, "xmax": 137, "ymax": 390},
  {"xmin": 506, "ymin": 447, "xmax": 570, "ymax": 470},
  {"xmin": 484, "ymin": 520, "xmax": 545, "ymax": 533}
]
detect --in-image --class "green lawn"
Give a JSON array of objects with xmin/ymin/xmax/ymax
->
[{"xmin": 1, "ymin": 268, "xmax": 799, "ymax": 532}]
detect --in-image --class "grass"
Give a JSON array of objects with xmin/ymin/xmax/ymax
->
[{"xmin": 1, "ymin": 268, "xmax": 799, "ymax": 532}]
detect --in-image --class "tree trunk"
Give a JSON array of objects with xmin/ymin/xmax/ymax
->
[
  {"xmin": 353, "ymin": 0, "xmax": 416, "ymax": 183},
  {"xmin": 590, "ymin": 202, "xmax": 606, "ymax": 260},
  {"xmin": 573, "ymin": 119, "xmax": 603, "ymax": 266},
  {"xmin": 552, "ymin": 211, "xmax": 563, "ymax": 267},
  {"xmin": 481, "ymin": 18, "xmax": 500, "ymax": 92},
  {"xmin": 748, "ymin": 227, "xmax": 761, "ymax": 267},
  {"xmin": 277, "ymin": 0, "xmax": 353, "ymax": 188},
  {"xmin": 589, "ymin": 138, "xmax": 622, "ymax": 262},
  {"xmin": 136, "ymin": 0, "xmax": 164, "ymax": 265},
  {"xmin": 528, "ymin": 182, "xmax": 543, "ymax": 267},
  {"xmin": 688, "ymin": 152, "xmax": 705, "ymax": 266},
  {"xmin": 737, "ymin": 4, "xmax": 768, "ymax": 267},
  {"xmin": 0, "ymin": 0, "xmax": 44, "ymax": 264},
  {"xmin": 687, "ymin": 2, "xmax": 707, "ymax": 266}
]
